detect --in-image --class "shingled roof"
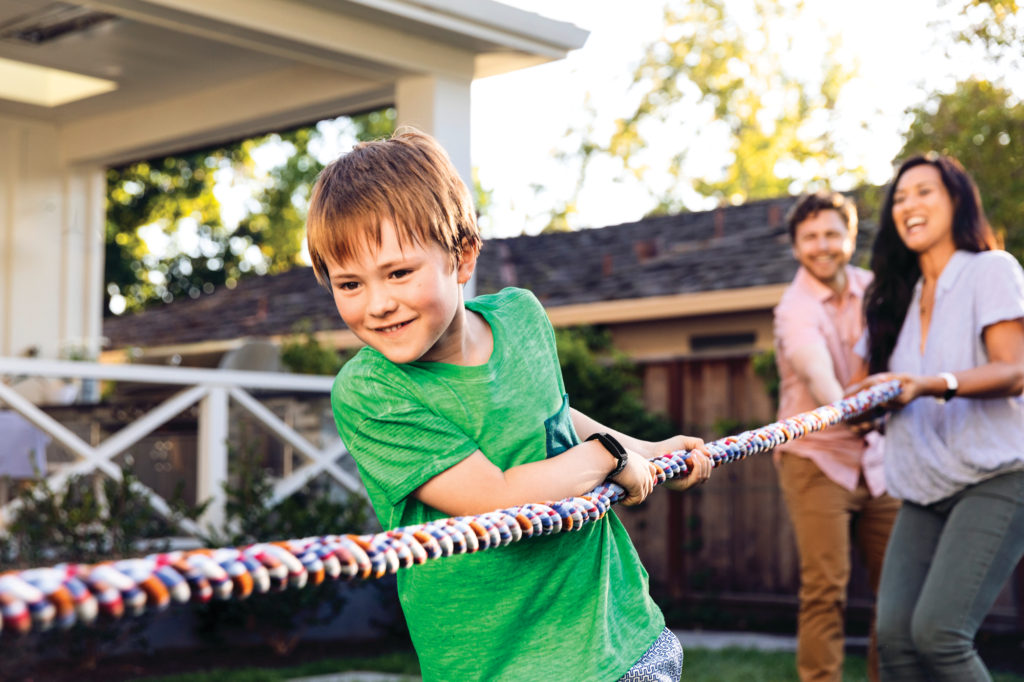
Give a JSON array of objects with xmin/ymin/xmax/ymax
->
[{"xmin": 103, "ymin": 195, "xmax": 877, "ymax": 351}]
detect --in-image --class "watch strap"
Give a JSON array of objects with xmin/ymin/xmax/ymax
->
[
  {"xmin": 586, "ymin": 432, "xmax": 628, "ymax": 479},
  {"xmin": 937, "ymin": 372, "xmax": 958, "ymax": 403}
]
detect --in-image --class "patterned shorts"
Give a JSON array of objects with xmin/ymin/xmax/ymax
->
[{"xmin": 618, "ymin": 627, "xmax": 684, "ymax": 681}]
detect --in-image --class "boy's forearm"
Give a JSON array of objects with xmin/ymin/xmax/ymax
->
[
  {"xmin": 503, "ymin": 440, "xmax": 620, "ymax": 501},
  {"xmin": 413, "ymin": 442, "xmax": 619, "ymax": 517}
]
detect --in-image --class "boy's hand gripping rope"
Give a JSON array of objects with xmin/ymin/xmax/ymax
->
[{"xmin": 0, "ymin": 381, "xmax": 900, "ymax": 635}]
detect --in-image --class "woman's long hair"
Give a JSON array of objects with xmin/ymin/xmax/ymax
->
[{"xmin": 864, "ymin": 154, "xmax": 997, "ymax": 373}]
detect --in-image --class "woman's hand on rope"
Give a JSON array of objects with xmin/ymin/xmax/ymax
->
[
  {"xmin": 645, "ymin": 435, "xmax": 714, "ymax": 491},
  {"xmin": 846, "ymin": 372, "xmax": 917, "ymax": 407},
  {"xmin": 610, "ymin": 450, "xmax": 658, "ymax": 505}
]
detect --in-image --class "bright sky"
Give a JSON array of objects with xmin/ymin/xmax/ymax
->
[
  {"xmin": 199, "ymin": 0, "xmax": 1012, "ymax": 289},
  {"xmin": 469, "ymin": 0, "xmax": 1004, "ymax": 238},
  {"xmin": 123, "ymin": 0, "xmax": 1012, "ymax": 316}
]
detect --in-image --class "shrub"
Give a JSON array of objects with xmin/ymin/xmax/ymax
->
[{"xmin": 556, "ymin": 326, "xmax": 676, "ymax": 442}]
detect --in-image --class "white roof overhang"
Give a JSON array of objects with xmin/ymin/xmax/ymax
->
[{"xmin": 0, "ymin": 0, "xmax": 587, "ymax": 163}]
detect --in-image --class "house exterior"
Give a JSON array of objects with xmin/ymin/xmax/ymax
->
[
  {"xmin": 103, "ymin": 195, "xmax": 828, "ymax": 362},
  {"xmin": 0, "ymin": 0, "xmax": 585, "ymax": 532},
  {"xmin": 0, "ymin": 0, "xmax": 587, "ymax": 362}
]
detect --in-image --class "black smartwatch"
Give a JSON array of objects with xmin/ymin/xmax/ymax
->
[
  {"xmin": 937, "ymin": 372, "xmax": 958, "ymax": 403},
  {"xmin": 586, "ymin": 432, "xmax": 628, "ymax": 479}
]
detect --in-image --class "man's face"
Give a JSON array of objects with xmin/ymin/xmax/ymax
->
[{"xmin": 791, "ymin": 209, "xmax": 855, "ymax": 291}]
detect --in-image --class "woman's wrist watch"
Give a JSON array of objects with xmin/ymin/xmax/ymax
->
[
  {"xmin": 586, "ymin": 432, "xmax": 628, "ymax": 478},
  {"xmin": 936, "ymin": 372, "xmax": 958, "ymax": 403}
]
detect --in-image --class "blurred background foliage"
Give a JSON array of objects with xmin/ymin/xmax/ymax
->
[
  {"xmin": 104, "ymin": 0, "xmax": 1024, "ymax": 311},
  {"xmin": 105, "ymin": 109, "xmax": 396, "ymax": 315},
  {"xmin": 556, "ymin": 326, "xmax": 676, "ymax": 441}
]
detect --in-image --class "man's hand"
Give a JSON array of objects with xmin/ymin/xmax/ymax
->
[{"xmin": 609, "ymin": 451, "xmax": 657, "ymax": 505}]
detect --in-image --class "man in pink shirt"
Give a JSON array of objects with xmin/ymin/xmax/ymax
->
[{"xmin": 773, "ymin": 191, "xmax": 900, "ymax": 682}]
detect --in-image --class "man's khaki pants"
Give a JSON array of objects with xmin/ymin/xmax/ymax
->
[{"xmin": 777, "ymin": 453, "xmax": 901, "ymax": 682}]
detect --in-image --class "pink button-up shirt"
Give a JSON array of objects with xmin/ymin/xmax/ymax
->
[{"xmin": 773, "ymin": 265, "xmax": 885, "ymax": 495}]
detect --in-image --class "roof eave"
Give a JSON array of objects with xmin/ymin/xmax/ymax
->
[{"xmin": 347, "ymin": 0, "xmax": 589, "ymax": 77}]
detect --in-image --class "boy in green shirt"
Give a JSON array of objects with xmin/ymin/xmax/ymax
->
[{"xmin": 305, "ymin": 128, "xmax": 713, "ymax": 681}]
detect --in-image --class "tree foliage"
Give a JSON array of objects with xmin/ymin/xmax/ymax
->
[
  {"xmin": 556, "ymin": 326, "xmax": 675, "ymax": 442},
  {"xmin": 105, "ymin": 109, "xmax": 396, "ymax": 315},
  {"xmin": 106, "ymin": 147, "xmax": 244, "ymax": 314},
  {"xmin": 940, "ymin": 0, "xmax": 1023, "ymax": 75},
  {"xmin": 0, "ymin": 463, "xmax": 201, "ymax": 568},
  {"xmin": 280, "ymin": 322, "xmax": 351, "ymax": 377},
  {"xmin": 556, "ymin": 0, "xmax": 863, "ymax": 229},
  {"xmin": 897, "ymin": 79, "xmax": 1024, "ymax": 260}
]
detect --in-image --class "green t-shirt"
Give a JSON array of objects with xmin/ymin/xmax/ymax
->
[{"xmin": 332, "ymin": 287, "xmax": 664, "ymax": 681}]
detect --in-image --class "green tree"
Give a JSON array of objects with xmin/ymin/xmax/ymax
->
[
  {"xmin": 555, "ymin": 0, "xmax": 863, "ymax": 229},
  {"xmin": 0, "ymin": 463, "xmax": 201, "ymax": 568},
  {"xmin": 556, "ymin": 326, "xmax": 675, "ymax": 442},
  {"xmin": 939, "ymin": 0, "xmax": 1022, "ymax": 75},
  {"xmin": 280, "ymin": 321, "xmax": 350, "ymax": 376},
  {"xmin": 106, "ymin": 145, "xmax": 246, "ymax": 314},
  {"xmin": 897, "ymin": 79, "xmax": 1024, "ymax": 260},
  {"xmin": 105, "ymin": 109, "xmax": 396, "ymax": 315}
]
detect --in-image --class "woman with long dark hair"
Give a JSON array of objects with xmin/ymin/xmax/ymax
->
[{"xmin": 856, "ymin": 153, "xmax": 1024, "ymax": 680}]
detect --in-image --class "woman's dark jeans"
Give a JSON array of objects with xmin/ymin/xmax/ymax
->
[{"xmin": 876, "ymin": 470, "xmax": 1024, "ymax": 681}]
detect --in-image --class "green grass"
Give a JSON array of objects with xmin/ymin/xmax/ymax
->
[
  {"xmin": 133, "ymin": 647, "xmax": 1024, "ymax": 682},
  {"xmin": 685, "ymin": 647, "xmax": 864, "ymax": 681},
  {"xmin": 684, "ymin": 647, "xmax": 1024, "ymax": 682},
  {"xmin": 132, "ymin": 651, "xmax": 420, "ymax": 682}
]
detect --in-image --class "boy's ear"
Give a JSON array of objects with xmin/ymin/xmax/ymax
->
[{"xmin": 456, "ymin": 240, "xmax": 480, "ymax": 285}]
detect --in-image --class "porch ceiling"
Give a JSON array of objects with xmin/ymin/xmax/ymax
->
[{"xmin": 0, "ymin": 0, "xmax": 586, "ymax": 148}]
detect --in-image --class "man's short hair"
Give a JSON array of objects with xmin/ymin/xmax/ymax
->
[
  {"xmin": 306, "ymin": 127, "xmax": 481, "ymax": 287},
  {"xmin": 785, "ymin": 191, "xmax": 858, "ymax": 242}
]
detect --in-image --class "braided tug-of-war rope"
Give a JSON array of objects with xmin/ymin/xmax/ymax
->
[{"xmin": 0, "ymin": 380, "xmax": 901, "ymax": 636}]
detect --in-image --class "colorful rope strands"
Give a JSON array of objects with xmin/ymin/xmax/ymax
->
[{"xmin": 0, "ymin": 381, "xmax": 901, "ymax": 635}]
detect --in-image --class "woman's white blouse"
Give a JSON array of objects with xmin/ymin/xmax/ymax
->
[{"xmin": 885, "ymin": 250, "xmax": 1024, "ymax": 505}]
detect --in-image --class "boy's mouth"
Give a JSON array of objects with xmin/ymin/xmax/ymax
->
[{"xmin": 376, "ymin": 320, "xmax": 412, "ymax": 334}]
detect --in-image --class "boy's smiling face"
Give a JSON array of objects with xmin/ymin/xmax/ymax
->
[{"xmin": 326, "ymin": 219, "xmax": 478, "ymax": 365}]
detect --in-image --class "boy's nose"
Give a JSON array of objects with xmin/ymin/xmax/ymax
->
[{"xmin": 367, "ymin": 287, "xmax": 398, "ymax": 316}]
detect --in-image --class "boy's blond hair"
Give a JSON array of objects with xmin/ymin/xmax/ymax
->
[{"xmin": 306, "ymin": 127, "xmax": 481, "ymax": 286}]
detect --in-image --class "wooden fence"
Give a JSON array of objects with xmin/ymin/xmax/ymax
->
[{"xmin": 624, "ymin": 354, "xmax": 1023, "ymax": 633}]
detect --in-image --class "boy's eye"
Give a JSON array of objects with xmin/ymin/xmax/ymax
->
[
  {"xmin": 335, "ymin": 281, "xmax": 360, "ymax": 292},
  {"xmin": 389, "ymin": 269, "xmax": 412, "ymax": 279}
]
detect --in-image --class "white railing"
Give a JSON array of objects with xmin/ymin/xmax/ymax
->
[{"xmin": 0, "ymin": 357, "xmax": 363, "ymax": 535}]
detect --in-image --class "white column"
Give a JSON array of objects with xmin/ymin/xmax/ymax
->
[
  {"xmin": 0, "ymin": 118, "xmax": 64, "ymax": 358},
  {"xmin": 197, "ymin": 386, "xmax": 229, "ymax": 531},
  {"xmin": 0, "ymin": 124, "xmax": 15, "ymax": 357},
  {"xmin": 60, "ymin": 165, "xmax": 107, "ymax": 362},
  {"xmin": 84, "ymin": 167, "xmax": 107, "ymax": 357},
  {"xmin": 395, "ymin": 74, "xmax": 475, "ymax": 297}
]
